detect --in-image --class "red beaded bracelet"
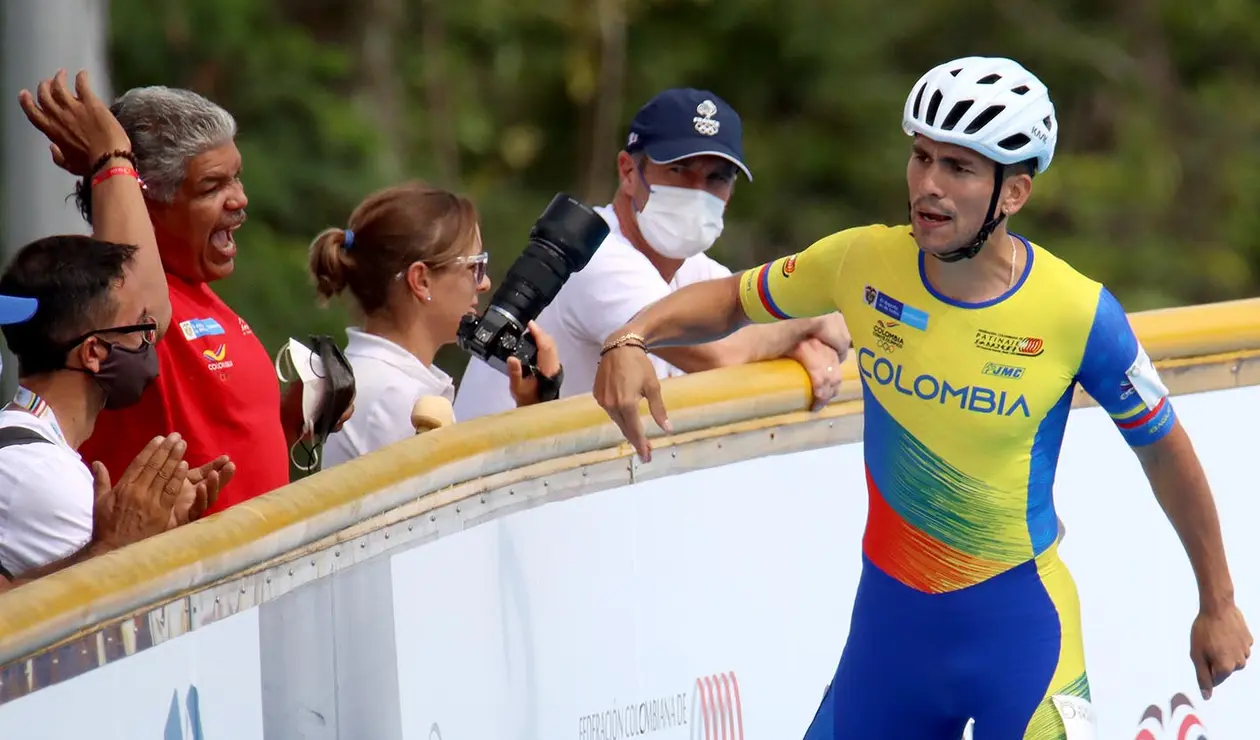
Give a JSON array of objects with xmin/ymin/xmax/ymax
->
[{"xmin": 90, "ymin": 166, "xmax": 143, "ymax": 189}]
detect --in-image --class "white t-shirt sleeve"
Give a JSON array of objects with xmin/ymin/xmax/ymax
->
[
  {"xmin": 0, "ymin": 446, "xmax": 94, "ymax": 577},
  {"xmin": 561, "ymin": 250, "xmax": 673, "ymax": 347},
  {"xmin": 452, "ymin": 357, "xmax": 518, "ymax": 422}
]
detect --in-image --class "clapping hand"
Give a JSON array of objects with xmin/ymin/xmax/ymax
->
[
  {"xmin": 89, "ymin": 434, "xmax": 191, "ymax": 553},
  {"xmin": 170, "ymin": 455, "xmax": 235, "ymax": 527}
]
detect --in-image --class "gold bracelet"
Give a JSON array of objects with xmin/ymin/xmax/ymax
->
[{"xmin": 600, "ymin": 332, "xmax": 647, "ymax": 357}]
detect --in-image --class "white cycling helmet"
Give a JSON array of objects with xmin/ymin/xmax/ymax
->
[{"xmin": 903, "ymin": 56, "xmax": 1057, "ymax": 174}]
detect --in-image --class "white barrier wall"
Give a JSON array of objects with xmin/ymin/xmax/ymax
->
[
  {"xmin": 393, "ymin": 385, "xmax": 1258, "ymax": 740},
  {"xmin": 0, "ymin": 610, "xmax": 264, "ymax": 739},
  {"xmin": 0, "ymin": 383, "xmax": 1254, "ymax": 739}
]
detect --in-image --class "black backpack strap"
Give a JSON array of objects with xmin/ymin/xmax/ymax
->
[{"xmin": 0, "ymin": 426, "xmax": 54, "ymax": 450}]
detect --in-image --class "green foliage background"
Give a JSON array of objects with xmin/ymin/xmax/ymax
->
[{"xmin": 106, "ymin": 0, "xmax": 1260, "ymax": 380}]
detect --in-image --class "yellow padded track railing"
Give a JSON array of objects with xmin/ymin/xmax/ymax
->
[{"xmin": 0, "ymin": 297, "xmax": 1257, "ymax": 667}]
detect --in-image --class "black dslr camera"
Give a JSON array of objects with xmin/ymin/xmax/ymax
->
[{"xmin": 456, "ymin": 193, "xmax": 610, "ymax": 381}]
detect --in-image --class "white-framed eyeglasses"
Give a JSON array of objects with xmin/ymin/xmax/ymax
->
[
  {"xmin": 452, "ymin": 252, "xmax": 489, "ymax": 283},
  {"xmin": 395, "ymin": 252, "xmax": 489, "ymax": 284}
]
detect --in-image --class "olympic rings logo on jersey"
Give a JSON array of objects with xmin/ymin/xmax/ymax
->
[{"xmin": 872, "ymin": 320, "xmax": 905, "ymax": 354}]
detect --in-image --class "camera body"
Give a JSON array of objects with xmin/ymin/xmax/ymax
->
[
  {"xmin": 456, "ymin": 193, "xmax": 610, "ymax": 377},
  {"xmin": 456, "ymin": 308, "xmax": 538, "ymax": 377}
]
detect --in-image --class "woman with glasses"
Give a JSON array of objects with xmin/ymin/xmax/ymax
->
[{"xmin": 310, "ymin": 181, "xmax": 561, "ymax": 469}]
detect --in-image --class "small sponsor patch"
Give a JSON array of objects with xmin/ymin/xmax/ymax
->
[
  {"xmin": 981, "ymin": 362, "xmax": 1025, "ymax": 379},
  {"xmin": 202, "ymin": 343, "xmax": 234, "ymax": 373},
  {"xmin": 179, "ymin": 317, "xmax": 225, "ymax": 340},
  {"xmin": 975, "ymin": 329, "xmax": 1045, "ymax": 357},
  {"xmin": 865, "ymin": 285, "xmax": 929, "ymax": 331},
  {"xmin": 1125, "ymin": 345, "xmax": 1168, "ymax": 408},
  {"xmin": 872, "ymin": 320, "xmax": 905, "ymax": 353}
]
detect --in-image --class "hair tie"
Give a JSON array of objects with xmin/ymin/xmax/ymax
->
[{"xmin": 342, "ymin": 229, "xmax": 355, "ymax": 250}]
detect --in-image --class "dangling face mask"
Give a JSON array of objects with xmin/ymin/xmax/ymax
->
[{"xmin": 635, "ymin": 183, "xmax": 727, "ymax": 260}]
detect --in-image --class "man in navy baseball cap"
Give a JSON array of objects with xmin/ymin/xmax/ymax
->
[
  {"xmin": 453, "ymin": 84, "xmax": 848, "ymax": 422},
  {"xmin": 625, "ymin": 88, "xmax": 753, "ymax": 181},
  {"xmin": 613, "ymin": 87, "xmax": 753, "ymax": 266}
]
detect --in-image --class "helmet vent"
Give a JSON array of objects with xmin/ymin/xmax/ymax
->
[
  {"xmin": 941, "ymin": 100, "xmax": 974, "ymax": 131},
  {"xmin": 998, "ymin": 133, "xmax": 1031, "ymax": 151},
  {"xmin": 977, "ymin": 73, "xmax": 1002, "ymax": 84},
  {"xmin": 926, "ymin": 90, "xmax": 944, "ymax": 126},
  {"xmin": 964, "ymin": 104, "xmax": 1005, "ymax": 134},
  {"xmin": 913, "ymin": 83, "xmax": 927, "ymax": 119},
  {"xmin": 1012, "ymin": 85, "xmax": 1030, "ymax": 95}
]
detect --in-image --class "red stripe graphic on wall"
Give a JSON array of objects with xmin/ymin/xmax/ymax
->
[{"xmin": 692, "ymin": 671, "xmax": 744, "ymax": 740}]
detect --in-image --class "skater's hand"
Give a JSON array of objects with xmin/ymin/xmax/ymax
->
[{"xmin": 1190, "ymin": 602, "xmax": 1252, "ymax": 699}]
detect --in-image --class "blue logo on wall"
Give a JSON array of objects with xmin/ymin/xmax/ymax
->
[{"xmin": 164, "ymin": 685, "xmax": 204, "ymax": 740}]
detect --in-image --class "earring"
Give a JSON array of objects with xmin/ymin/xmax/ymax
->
[{"xmin": 426, "ymin": 295, "xmax": 432, "ymax": 302}]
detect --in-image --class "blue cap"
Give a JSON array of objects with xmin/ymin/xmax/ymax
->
[
  {"xmin": 625, "ymin": 88, "xmax": 752, "ymax": 181},
  {"xmin": 0, "ymin": 295, "xmax": 37, "ymax": 325}
]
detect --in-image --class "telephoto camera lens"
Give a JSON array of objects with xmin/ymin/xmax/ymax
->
[{"xmin": 456, "ymin": 193, "xmax": 610, "ymax": 376}]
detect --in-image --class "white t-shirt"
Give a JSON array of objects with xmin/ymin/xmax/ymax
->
[
  {"xmin": 321, "ymin": 328, "xmax": 457, "ymax": 469},
  {"xmin": 0, "ymin": 394, "xmax": 94, "ymax": 577},
  {"xmin": 453, "ymin": 203, "xmax": 732, "ymax": 422}
]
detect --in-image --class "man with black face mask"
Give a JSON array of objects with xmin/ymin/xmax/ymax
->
[
  {"xmin": 0, "ymin": 69, "xmax": 234, "ymax": 585},
  {"xmin": 0, "ymin": 235, "xmax": 234, "ymax": 583}
]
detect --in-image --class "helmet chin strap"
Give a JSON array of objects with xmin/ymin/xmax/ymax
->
[{"xmin": 927, "ymin": 164, "xmax": 1007, "ymax": 263}]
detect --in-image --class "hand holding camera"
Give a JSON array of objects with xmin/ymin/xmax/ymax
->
[{"xmin": 507, "ymin": 320, "xmax": 562, "ymax": 407}]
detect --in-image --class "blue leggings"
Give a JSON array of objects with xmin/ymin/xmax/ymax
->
[{"xmin": 802, "ymin": 556, "xmax": 1089, "ymax": 739}]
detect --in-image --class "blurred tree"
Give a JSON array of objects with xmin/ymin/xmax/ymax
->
[{"xmin": 100, "ymin": 0, "xmax": 1259, "ymax": 370}]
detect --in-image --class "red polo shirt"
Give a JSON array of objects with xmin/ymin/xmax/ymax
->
[{"xmin": 80, "ymin": 274, "xmax": 289, "ymax": 514}]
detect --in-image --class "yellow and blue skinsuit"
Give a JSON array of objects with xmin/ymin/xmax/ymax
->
[{"xmin": 737, "ymin": 224, "xmax": 1175, "ymax": 739}]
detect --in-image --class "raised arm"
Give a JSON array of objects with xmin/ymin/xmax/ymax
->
[
  {"xmin": 17, "ymin": 69, "xmax": 171, "ymax": 337},
  {"xmin": 1076, "ymin": 287, "xmax": 1251, "ymax": 700}
]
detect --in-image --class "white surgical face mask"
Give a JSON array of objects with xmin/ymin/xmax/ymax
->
[
  {"xmin": 635, "ymin": 184, "xmax": 726, "ymax": 260},
  {"xmin": 275, "ymin": 337, "xmax": 328, "ymax": 471}
]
